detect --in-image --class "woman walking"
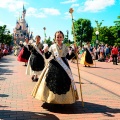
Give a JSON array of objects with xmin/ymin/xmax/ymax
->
[{"xmin": 31, "ymin": 31, "xmax": 79, "ymax": 104}]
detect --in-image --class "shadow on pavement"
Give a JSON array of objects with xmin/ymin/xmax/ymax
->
[
  {"xmin": 88, "ymin": 66, "xmax": 120, "ymax": 69},
  {"xmin": 0, "ymin": 65, "xmax": 14, "ymax": 67},
  {"xmin": 0, "ymin": 77, "xmax": 7, "ymax": 80},
  {"xmin": 0, "ymin": 105, "xmax": 8, "ymax": 108},
  {"xmin": 0, "ymin": 94, "xmax": 9, "ymax": 97},
  {"xmin": 71, "ymin": 64, "xmax": 120, "ymax": 70},
  {"xmin": 0, "ymin": 55, "xmax": 15, "ymax": 63},
  {"xmin": 0, "ymin": 110, "xmax": 59, "ymax": 120},
  {"xmin": 0, "ymin": 59, "xmax": 14, "ymax": 77},
  {"xmin": 42, "ymin": 101, "xmax": 120, "ymax": 117},
  {"xmin": 0, "ymin": 67, "xmax": 13, "ymax": 78}
]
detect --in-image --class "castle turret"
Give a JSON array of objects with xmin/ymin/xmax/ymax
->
[{"xmin": 13, "ymin": 5, "xmax": 32, "ymax": 44}]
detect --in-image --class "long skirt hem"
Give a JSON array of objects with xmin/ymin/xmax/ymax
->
[{"xmin": 31, "ymin": 64, "xmax": 79, "ymax": 104}]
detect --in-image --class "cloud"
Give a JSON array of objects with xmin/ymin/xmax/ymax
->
[
  {"xmin": 71, "ymin": 3, "xmax": 79, "ymax": 8},
  {"xmin": 26, "ymin": 7, "xmax": 46, "ymax": 18},
  {"xmin": 26, "ymin": 7, "xmax": 60, "ymax": 18},
  {"xmin": 60, "ymin": 0, "xmax": 77, "ymax": 4},
  {"xmin": 64, "ymin": 12, "xmax": 71, "ymax": 19},
  {"xmin": 0, "ymin": 1, "xmax": 60, "ymax": 18},
  {"xmin": 40, "ymin": 8, "xmax": 61, "ymax": 16},
  {"xmin": 77, "ymin": 0, "xmax": 115, "ymax": 13},
  {"xmin": 0, "ymin": 0, "xmax": 27, "ymax": 12}
]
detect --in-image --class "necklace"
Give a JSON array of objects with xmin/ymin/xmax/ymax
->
[{"xmin": 56, "ymin": 44, "xmax": 63, "ymax": 56}]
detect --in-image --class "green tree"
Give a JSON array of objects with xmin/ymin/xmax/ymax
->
[
  {"xmin": 95, "ymin": 20, "xmax": 104, "ymax": 30},
  {"xmin": 0, "ymin": 25, "xmax": 12, "ymax": 45},
  {"xmin": 92, "ymin": 26, "xmax": 117, "ymax": 46},
  {"xmin": 99, "ymin": 26, "xmax": 113, "ymax": 45},
  {"xmin": 73, "ymin": 18, "xmax": 93, "ymax": 47},
  {"xmin": 114, "ymin": 15, "xmax": 120, "ymax": 46},
  {"xmin": 114, "ymin": 15, "xmax": 120, "ymax": 30},
  {"xmin": 45, "ymin": 36, "xmax": 52, "ymax": 47}
]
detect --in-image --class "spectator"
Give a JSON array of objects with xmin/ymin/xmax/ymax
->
[{"xmin": 111, "ymin": 45, "xmax": 118, "ymax": 65}]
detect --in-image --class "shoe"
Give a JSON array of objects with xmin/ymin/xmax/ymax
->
[
  {"xmin": 84, "ymin": 65, "xmax": 87, "ymax": 67},
  {"xmin": 31, "ymin": 75, "xmax": 35, "ymax": 81},
  {"xmin": 33, "ymin": 78, "xmax": 38, "ymax": 82}
]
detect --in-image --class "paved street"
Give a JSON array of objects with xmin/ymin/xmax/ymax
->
[{"xmin": 0, "ymin": 54, "xmax": 120, "ymax": 120}]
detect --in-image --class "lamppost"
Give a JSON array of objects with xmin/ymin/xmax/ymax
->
[
  {"xmin": 95, "ymin": 30, "xmax": 99, "ymax": 48},
  {"xmin": 66, "ymin": 30, "xmax": 69, "ymax": 43},
  {"xmin": 43, "ymin": 27, "xmax": 46, "ymax": 43}
]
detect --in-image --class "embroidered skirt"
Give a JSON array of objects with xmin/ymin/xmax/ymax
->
[{"xmin": 31, "ymin": 58, "xmax": 79, "ymax": 104}]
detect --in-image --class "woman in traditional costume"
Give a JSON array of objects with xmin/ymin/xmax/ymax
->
[
  {"xmin": 26, "ymin": 35, "xmax": 45, "ymax": 82},
  {"xmin": 17, "ymin": 41, "xmax": 24, "ymax": 55},
  {"xmin": 80, "ymin": 42, "xmax": 93, "ymax": 67},
  {"xmin": 31, "ymin": 31, "xmax": 79, "ymax": 104},
  {"xmin": 17, "ymin": 37, "xmax": 31, "ymax": 66},
  {"xmin": 13, "ymin": 43, "xmax": 20, "ymax": 56}
]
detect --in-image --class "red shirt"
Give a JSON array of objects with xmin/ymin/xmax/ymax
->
[{"xmin": 111, "ymin": 48, "xmax": 118, "ymax": 55}]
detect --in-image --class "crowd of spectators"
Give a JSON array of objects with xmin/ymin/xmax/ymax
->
[
  {"xmin": 0, "ymin": 43, "xmax": 13, "ymax": 59},
  {"xmin": 80, "ymin": 44, "xmax": 120, "ymax": 65}
]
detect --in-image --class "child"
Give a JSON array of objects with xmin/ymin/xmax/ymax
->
[
  {"xmin": 31, "ymin": 31, "xmax": 79, "ymax": 104},
  {"xmin": 26, "ymin": 36, "xmax": 45, "ymax": 82}
]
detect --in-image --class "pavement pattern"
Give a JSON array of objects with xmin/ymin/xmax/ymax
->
[{"xmin": 0, "ymin": 54, "xmax": 120, "ymax": 120}]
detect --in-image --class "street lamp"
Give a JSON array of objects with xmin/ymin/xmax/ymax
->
[
  {"xmin": 95, "ymin": 30, "xmax": 99, "ymax": 48},
  {"xmin": 66, "ymin": 30, "xmax": 69, "ymax": 43},
  {"xmin": 43, "ymin": 27, "xmax": 46, "ymax": 43}
]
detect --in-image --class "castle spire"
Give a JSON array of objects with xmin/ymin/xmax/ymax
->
[
  {"xmin": 22, "ymin": 4, "xmax": 26, "ymax": 19},
  {"xmin": 23, "ymin": 4, "xmax": 26, "ymax": 14}
]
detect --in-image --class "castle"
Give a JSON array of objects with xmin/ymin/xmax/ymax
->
[{"xmin": 13, "ymin": 5, "xmax": 33, "ymax": 44}]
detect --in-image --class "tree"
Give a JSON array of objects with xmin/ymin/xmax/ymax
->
[
  {"xmin": 114, "ymin": 15, "xmax": 120, "ymax": 46},
  {"xmin": 114, "ymin": 15, "xmax": 120, "ymax": 30},
  {"xmin": 45, "ymin": 36, "xmax": 52, "ymax": 47},
  {"xmin": 0, "ymin": 25, "xmax": 12, "ymax": 45},
  {"xmin": 95, "ymin": 20, "xmax": 104, "ymax": 30},
  {"xmin": 73, "ymin": 18, "xmax": 93, "ymax": 47},
  {"xmin": 92, "ymin": 26, "xmax": 116, "ymax": 46}
]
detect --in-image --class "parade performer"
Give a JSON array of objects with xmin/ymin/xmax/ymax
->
[
  {"xmin": 13, "ymin": 42, "xmax": 20, "ymax": 56},
  {"xmin": 17, "ymin": 37, "xmax": 31, "ymax": 66},
  {"xmin": 19, "ymin": 41, "xmax": 24, "ymax": 50},
  {"xmin": 80, "ymin": 42, "xmax": 94, "ymax": 67},
  {"xmin": 31, "ymin": 31, "xmax": 79, "ymax": 104},
  {"xmin": 70, "ymin": 44, "xmax": 77, "ymax": 63},
  {"xmin": 17, "ymin": 41, "xmax": 24, "ymax": 55},
  {"xmin": 26, "ymin": 35, "xmax": 45, "ymax": 82}
]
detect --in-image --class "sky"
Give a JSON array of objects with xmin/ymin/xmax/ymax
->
[{"xmin": 0, "ymin": 0, "xmax": 120, "ymax": 42}]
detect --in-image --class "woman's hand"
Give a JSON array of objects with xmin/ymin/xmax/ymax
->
[{"xmin": 43, "ymin": 46, "xmax": 48, "ymax": 53}]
